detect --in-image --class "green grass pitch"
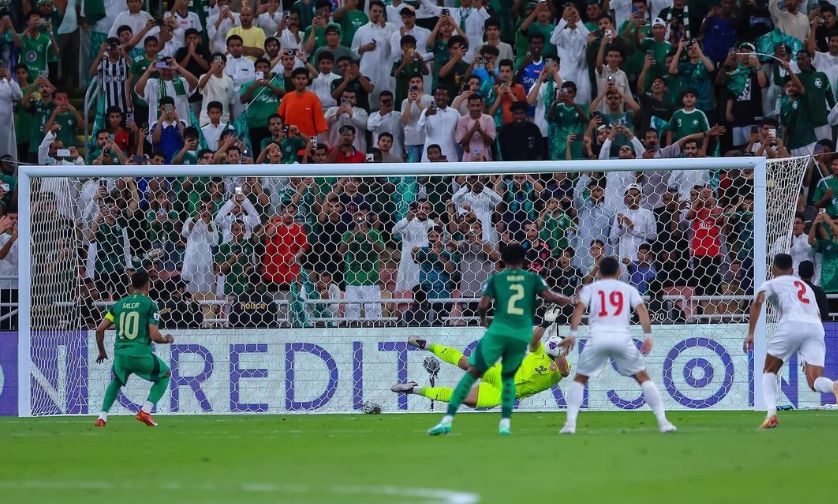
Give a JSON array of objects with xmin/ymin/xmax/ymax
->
[{"xmin": 1, "ymin": 411, "xmax": 835, "ymax": 504}]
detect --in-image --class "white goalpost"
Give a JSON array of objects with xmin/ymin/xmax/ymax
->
[{"xmin": 11, "ymin": 156, "xmax": 811, "ymax": 417}]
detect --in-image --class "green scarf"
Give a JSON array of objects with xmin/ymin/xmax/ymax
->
[{"xmin": 83, "ymin": 0, "xmax": 106, "ymax": 23}]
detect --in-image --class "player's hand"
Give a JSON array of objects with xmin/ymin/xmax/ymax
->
[
  {"xmin": 641, "ymin": 336, "xmax": 653, "ymax": 355},
  {"xmin": 96, "ymin": 351, "xmax": 108, "ymax": 364},
  {"xmin": 559, "ymin": 335, "xmax": 576, "ymax": 353},
  {"xmin": 743, "ymin": 333, "xmax": 754, "ymax": 353},
  {"xmin": 164, "ymin": 334, "xmax": 175, "ymax": 344}
]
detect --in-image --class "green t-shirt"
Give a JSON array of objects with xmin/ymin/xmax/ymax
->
[
  {"xmin": 259, "ymin": 135, "xmax": 306, "ymax": 163},
  {"xmin": 437, "ymin": 60, "xmax": 470, "ymax": 99},
  {"xmin": 797, "ymin": 70, "xmax": 836, "ymax": 128},
  {"xmin": 813, "ymin": 176, "xmax": 838, "ymax": 217},
  {"xmin": 483, "ymin": 268, "xmax": 548, "ymax": 339},
  {"xmin": 779, "ymin": 96, "xmax": 817, "ymax": 150},
  {"xmin": 639, "ymin": 38, "xmax": 673, "ymax": 82},
  {"xmin": 145, "ymin": 208, "xmax": 180, "ymax": 244},
  {"xmin": 53, "ymin": 111, "xmax": 80, "ymax": 147},
  {"xmin": 516, "ymin": 21, "xmax": 556, "ymax": 63},
  {"xmin": 540, "ymin": 211, "xmax": 574, "ymax": 254},
  {"xmin": 814, "ymin": 236, "xmax": 838, "ymax": 293},
  {"xmin": 240, "ymin": 77, "xmax": 285, "ymax": 128},
  {"xmin": 27, "ymin": 99, "xmax": 55, "ymax": 153},
  {"xmin": 674, "ymin": 60, "xmax": 714, "ymax": 111},
  {"xmin": 341, "ymin": 228, "xmax": 383, "ymax": 286},
  {"xmin": 96, "ymin": 217, "xmax": 128, "ymax": 274},
  {"xmin": 105, "ymin": 294, "xmax": 160, "ymax": 357},
  {"xmin": 548, "ymin": 102, "xmax": 586, "ymax": 160},
  {"xmin": 668, "ymin": 108, "xmax": 709, "ymax": 142},
  {"xmin": 18, "ymin": 31, "xmax": 52, "ymax": 81},
  {"xmin": 173, "ymin": 177, "xmax": 209, "ymax": 217},
  {"xmin": 338, "ymin": 10, "xmax": 368, "ymax": 47},
  {"xmin": 15, "ymin": 84, "xmax": 37, "ymax": 146},
  {"xmin": 215, "ymin": 240, "xmax": 255, "ymax": 296},
  {"xmin": 391, "ymin": 58, "xmax": 425, "ymax": 110}
]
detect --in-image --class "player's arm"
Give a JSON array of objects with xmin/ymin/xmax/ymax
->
[
  {"xmin": 149, "ymin": 324, "xmax": 175, "ymax": 344},
  {"xmin": 561, "ymin": 300, "xmax": 587, "ymax": 353},
  {"xmin": 529, "ymin": 329, "xmax": 543, "ymax": 353},
  {"xmin": 744, "ymin": 291, "xmax": 765, "ymax": 353},
  {"xmin": 557, "ymin": 355, "xmax": 570, "ymax": 377},
  {"xmin": 477, "ymin": 295, "xmax": 492, "ymax": 327},
  {"xmin": 635, "ymin": 302, "xmax": 653, "ymax": 355},
  {"xmin": 95, "ymin": 316, "xmax": 115, "ymax": 363}
]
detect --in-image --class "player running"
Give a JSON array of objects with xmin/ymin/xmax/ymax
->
[
  {"xmin": 391, "ymin": 323, "xmax": 570, "ymax": 407},
  {"xmin": 559, "ymin": 256, "xmax": 676, "ymax": 434},
  {"xmin": 427, "ymin": 244, "xmax": 574, "ymax": 436},
  {"xmin": 93, "ymin": 271, "xmax": 175, "ymax": 427},
  {"xmin": 744, "ymin": 253, "xmax": 838, "ymax": 429}
]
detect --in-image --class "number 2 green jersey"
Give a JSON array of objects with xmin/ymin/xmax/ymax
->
[
  {"xmin": 104, "ymin": 294, "xmax": 160, "ymax": 357},
  {"xmin": 483, "ymin": 268, "xmax": 548, "ymax": 340}
]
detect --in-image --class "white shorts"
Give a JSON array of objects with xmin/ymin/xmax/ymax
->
[
  {"xmin": 576, "ymin": 336, "xmax": 646, "ymax": 378},
  {"xmin": 768, "ymin": 321, "xmax": 826, "ymax": 367}
]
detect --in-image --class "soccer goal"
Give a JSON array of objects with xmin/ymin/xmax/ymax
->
[{"xmin": 7, "ymin": 156, "xmax": 812, "ymax": 417}]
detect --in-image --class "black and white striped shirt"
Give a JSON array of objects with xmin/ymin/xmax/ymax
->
[{"xmin": 97, "ymin": 57, "xmax": 130, "ymax": 113}]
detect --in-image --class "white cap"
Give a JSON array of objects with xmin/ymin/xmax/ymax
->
[{"xmin": 652, "ymin": 17, "xmax": 666, "ymax": 27}]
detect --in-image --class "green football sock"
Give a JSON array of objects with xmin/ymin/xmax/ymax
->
[
  {"xmin": 447, "ymin": 373, "xmax": 478, "ymax": 416},
  {"xmin": 147, "ymin": 374, "xmax": 170, "ymax": 406},
  {"xmin": 417, "ymin": 387, "xmax": 453, "ymax": 403},
  {"xmin": 429, "ymin": 343, "xmax": 465, "ymax": 367},
  {"xmin": 501, "ymin": 375, "xmax": 516, "ymax": 419},
  {"xmin": 100, "ymin": 379, "xmax": 122, "ymax": 414}
]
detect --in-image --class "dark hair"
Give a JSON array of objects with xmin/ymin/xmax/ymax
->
[
  {"xmin": 254, "ymin": 57, "xmax": 271, "ymax": 68},
  {"xmin": 378, "ymin": 131, "xmax": 394, "ymax": 141},
  {"xmin": 226, "ymin": 34, "xmax": 244, "ymax": 45},
  {"xmin": 599, "ymin": 256, "xmax": 620, "ymax": 276},
  {"xmin": 117, "ymin": 25, "xmax": 133, "ymax": 36},
  {"xmin": 317, "ymin": 50, "xmax": 335, "ymax": 63},
  {"xmin": 379, "ymin": 90, "xmax": 394, "ymax": 99},
  {"xmin": 591, "ymin": 239, "xmax": 605, "ymax": 247},
  {"xmin": 184, "ymin": 28, "xmax": 200, "ymax": 39},
  {"xmin": 510, "ymin": 101, "xmax": 528, "ymax": 113},
  {"xmin": 479, "ymin": 44, "xmax": 500, "ymax": 57},
  {"xmin": 207, "ymin": 101, "xmax": 223, "ymax": 112},
  {"xmin": 484, "ymin": 18, "xmax": 501, "ymax": 30},
  {"xmin": 639, "ymin": 243, "xmax": 652, "ymax": 252},
  {"xmin": 773, "ymin": 253, "xmax": 793, "ymax": 271},
  {"xmin": 501, "ymin": 243, "xmax": 526, "ymax": 266},
  {"xmin": 448, "ymin": 35, "xmax": 468, "ymax": 49},
  {"xmin": 369, "ymin": 0, "xmax": 386, "ymax": 9},
  {"xmin": 498, "ymin": 58, "xmax": 514, "ymax": 71},
  {"xmin": 264, "ymin": 36, "xmax": 280, "ymax": 47},
  {"xmin": 144, "ymin": 36, "xmax": 158, "ymax": 47},
  {"xmin": 106, "ymin": 106, "xmax": 123, "ymax": 117},
  {"xmin": 400, "ymin": 34, "xmax": 417, "ymax": 47},
  {"xmin": 798, "ymin": 260, "xmax": 815, "ymax": 279},
  {"xmin": 132, "ymin": 270, "xmax": 151, "ymax": 290},
  {"xmin": 325, "ymin": 25, "xmax": 340, "ymax": 35},
  {"xmin": 291, "ymin": 67, "xmax": 309, "ymax": 78},
  {"xmin": 529, "ymin": 33, "xmax": 545, "ymax": 43},
  {"xmin": 183, "ymin": 126, "xmax": 199, "ymax": 140},
  {"xmin": 467, "ymin": 94, "xmax": 484, "ymax": 103},
  {"xmin": 762, "ymin": 117, "xmax": 779, "ymax": 127},
  {"xmin": 159, "ymin": 96, "xmax": 175, "ymax": 106}
]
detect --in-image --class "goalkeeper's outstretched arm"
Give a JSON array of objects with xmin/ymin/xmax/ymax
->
[{"xmin": 539, "ymin": 289, "xmax": 573, "ymax": 306}]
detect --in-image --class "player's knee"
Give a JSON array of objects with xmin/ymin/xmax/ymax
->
[
  {"xmin": 467, "ymin": 366, "xmax": 483, "ymax": 378},
  {"xmin": 634, "ymin": 371, "xmax": 650, "ymax": 384},
  {"xmin": 574, "ymin": 374, "xmax": 589, "ymax": 385}
]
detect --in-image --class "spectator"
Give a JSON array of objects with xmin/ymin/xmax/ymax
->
[
  {"xmin": 90, "ymin": 38, "xmax": 133, "ymax": 115},
  {"xmin": 810, "ymin": 26, "xmax": 838, "ymax": 95},
  {"xmin": 207, "ymin": 0, "xmax": 240, "ymax": 54},
  {"xmin": 340, "ymin": 210, "xmax": 385, "ymax": 320},
  {"xmin": 455, "ymin": 94, "xmax": 496, "ymax": 161},
  {"xmin": 44, "ymin": 90, "xmax": 85, "ymax": 149},
  {"xmin": 483, "ymin": 17, "xmax": 514, "ymax": 62},
  {"xmin": 277, "ymin": 67, "xmax": 328, "ymax": 137},
  {"xmin": 667, "ymin": 89, "xmax": 711, "ymax": 144},
  {"xmin": 9, "ymin": 11, "xmax": 59, "ymax": 81},
  {"xmin": 717, "ymin": 46, "xmax": 768, "ymax": 148},
  {"xmin": 610, "ymin": 184, "xmax": 658, "ymax": 264},
  {"xmin": 351, "ymin": 1, "xmax": 395, "ymax": 110},
  {"xmin": 309, "ymin": 51, "xmax": 341, "ymax": 109},
  {"xmin": 522, "ymin": 221, "xmax": 551, "ymax": 273},
  {"xmin": 488, "ymin": 59, "xmax": 526, "ymax": 125},
  {"xmin": 778, "ymin": 60, "xmax": 817, "ymax": 156},
  {"xmin": 262, "ymin": 201, "xmax": 309, "ymax": 316},
  {"xmin": 215, "ymin": 191, "xmax": 261, "ymax": 245},
  {"xmin": 794, "ymin": 50, "xmax": 835, "ymax": 143},
  {"xmin": 150, "ymin": 97, "xmax": 186, "ymax": 163},
  {"xmin": 393, "ymin": 199, "xmax": 436, "ymax": 293},
  {"xmin": 201, "ymin": 101, "xmax": 233, "ymax": 151},
  {"xmin": 392, "ymin": 35, "xmax": 428, "ymax": 110},
  {"xmin": 0, "ymin": 214, "xmax": 17, "ymax": 330},
  {"xmin": 257, "ymin": 0, "xmax": 286, "ymax": 36},
  {"xmin": 551, "ymin": 5, "xmax": 591, "ymax": 104},
  {"xmin": 498, "ymin": 101, "xmax": 545, "ymax": 161},
  {"xmin": 799, "ymin": 259, "xmax": 830, "ymax": 320},
  {"xmin": 240, "ymin": 57, "xmax": 285, "ymax": 150},
  {"xmin": 413, "ymin": 227, "xmax": 458, "ymax": 324},
  {"xmin": 390, "ymin": 8, "xmax": 431, "ymax": 67},
  {"xmin": 227, "ymin": 5, "xmax": 267, "ymax": 61},
  {"xmin": 87, "ymin": 197, "xmax": 132, "ymax": 301},
  {"xmin": 688, "ymin": 186, "xmax": 725, "ymax": 297},
  {"xmin": 0, "ymin": 63, "xmax": 21, "ymax": 160},
  {"xmin": 400, "ymin": 75, "xmax": 433, "ymax": 162},
  {"xmin": 325, "ymin": 90, "xmax": 369, "ymax": 152},
  {"xmin": 768, "ymin": 0, "xmax": 810, "ymax": 43},
  {"xmin": 314, "ymin": 194, "xmax": 350, "ymax": 286},
  {"xmin": 417, "ymin": 87, "xmax": 459, "ymax": 162},
  {"xmin": 546, "ymin": 79, "xmax": 588, "ymax": 160},
  {"xmin": 538, "ymin": 195, "xmax": 575, "ymax": 256},
  {"xmin": 573, "ymin": 173, "xmax": 613, "ymax": 273},
  {"xmin": 668, "ymin": 39, "xmax": 716, "ymax": 114},
  {"xmin": 165, "ymin": 0, "xmax": 203, "ymax": 50},
  {"xmin": 135, "ymin": 56, "xmax": 198, "ymax": 124},
  {"xmin": 452, "ymin": 175, "xmax": 502, "ymax": 245},
  {"xmin": 175, "ymin": 28, "xmax": 211, "ymax": 113},
  {"xmin": 367, "ymin": 90, "xmax": 404, "ymax": 160},
  {"xmin": 455, "ymin": 220, "xmax": 499, "ymax": 306},
  {"xmin": 198, "ymin": 54, "xmax": 234, "ymax": 126},
  {"xmin": 216, "ymin": 220, "xmax": 256, "ymax": 298},
  {"xmin": 545, "ymin": 246, "xmax": 581, "ymax": 322},
  {"xmin": 809, "ymin": 211, "xmax": 838, "ymax": 293},
  {"xmin": 181, "ymin": 197, "xmax": 220, "ymax": 324},
  {"xmin": 326, "ymin": 124, "xmax": 366, "ymax": 163},
  {"xmin": 331, "ymin": 56, "xmax": 374, "ymax": 112}
]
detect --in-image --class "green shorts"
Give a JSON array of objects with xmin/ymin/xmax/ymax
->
[
  {"xmin": 467, "ymin": 333, "xmax": 528, "ymax": 376},
  {"xmin": 112, "ymin": 353, "xmax": 170, "ymax": 384}
]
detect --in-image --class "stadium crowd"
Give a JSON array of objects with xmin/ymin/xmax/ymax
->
[{"xmin": 0, "ymin": 0, "xmax": 837, "ymax": 328}]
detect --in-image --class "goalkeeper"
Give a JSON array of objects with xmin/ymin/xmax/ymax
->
[{"xmin": 391, "ymin": 316, "xmax": 570, "ymax": 408}]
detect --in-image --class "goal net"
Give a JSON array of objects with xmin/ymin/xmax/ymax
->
[{"xmin": 13, "ymin": 157, "xmax": 812, "ymax": 417}]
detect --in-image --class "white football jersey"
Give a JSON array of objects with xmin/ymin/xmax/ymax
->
[
  {"xmin": 756, "ymin": 276, "xmax": 821, "ymax": 324},
  {"xmin": 579, "ymin": 279, "xmax": 644, "ymax": 335}
]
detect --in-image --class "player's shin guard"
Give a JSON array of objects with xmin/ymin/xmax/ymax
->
[
  {"xmin": 762, "ymin": 373, "xmax": 778, "ymax": 418},
  {"xmin": 565, "ymin": 381, "xmax": 584, "ymax": 427},
  {"xmin": 501, "ymin": 374, "xmax": 516, "ymax": 419},
  {"xmin": 640, "ymin": 381, "xmax": 668, "ymax": 426},
  {"xmin": 813, "ymin": 376, "xmax": 835, "ymax": 393},
  {"xmin": 146, "ymin": 374, "xmax": 170, "ymax": 411},
  {"xmin": 429, "ymin": 344, "xmax": 465, "ymax": 367},
  {"xmin": 100, "ymin": 378, "xmax": 123, "ymax": 414},
  {"xmin": 418, "ymin": 387, "xmax": 453, "ymax": 403},
  {"xmin": 447, "ymin": 373, "xmax": 478, "ymax": 416}
]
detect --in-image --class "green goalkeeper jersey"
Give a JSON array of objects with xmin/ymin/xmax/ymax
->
[
  {"xmin": 105, "ymin": 294, "xmax": 160, "ymax": 357},
  {"xmin": 483, "ymin": 268, "xmax": 548, "ymax": 340},
  {"xmin": 514, "ymin": 342, "xmax": 564, "ymax": 398}
]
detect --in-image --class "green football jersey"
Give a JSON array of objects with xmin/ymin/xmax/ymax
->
[
  {"xmin": 668, "ymin": 108, "xmax": 709, "ymax": 142},
  {"xmin": 483, "ymin": 268, "xmax": 548, "ymax": 339},
  {"xmin": 18, "ymin": 32, "xmax": 52, "ymax": 81},
  {"xmin": 105, "ymin": 294, "xmax": 160, "ymax": 357},
  {"xmin": 779, "ymin": 96, "xmax": 817, "ymax": 150}
]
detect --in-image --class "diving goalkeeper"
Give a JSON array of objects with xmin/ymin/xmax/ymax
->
[{"xmin": 391, "ymin": 320, "xmax": 570, "ymax": 408}]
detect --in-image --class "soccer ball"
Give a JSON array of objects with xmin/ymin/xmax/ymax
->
[{"xmin": 543, "ymin": 335, "xmax": 565, "ymax": 358}]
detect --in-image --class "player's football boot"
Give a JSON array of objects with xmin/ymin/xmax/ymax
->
[
  {"xmin": 407, "ymin": 337, "xmax": 427, "ymax": 350},
  {"xmin": 559, "ymin": 424, "xmax": 576, "ymax": 435},
  {"xmin": 498, "ymin": 425, "xmax": 511, "ymax": 436},
  {"xmin": 136, "ymin": 410, "xmax": 158, "ymax": 427},
  {"xmin": 391, "ymin": 381, "xmax": 418, "ymax": 393},
  {"xmin": 659, "ymin": 422, "xmax": 677, "ymax": 433},
  {"xmin": 760, "ymin": 415, "xmax": 778, "ymax": 429},
  {"xmin": 93, "ymin": 419, "xmax": 106, "ymax": 427},
  {"xmin": 428, "ymin": 422, "xmax": 452, "ymax": 436}
]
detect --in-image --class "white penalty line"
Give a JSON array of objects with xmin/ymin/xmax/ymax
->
[{"xmin": 0, "ymin": 480, "xmax": 480, "ymax": 504}]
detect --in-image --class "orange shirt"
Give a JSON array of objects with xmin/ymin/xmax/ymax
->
[
  {"xmin": 496, "ymin": 83, "xmax": 527, "ymax": 124},
  {"xmin": 277, "ymin": 91, "xmax": 328, "ymax": 137}
]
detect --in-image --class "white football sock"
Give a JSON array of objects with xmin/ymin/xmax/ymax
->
[
  {"xmin": 813, "ymin": 376, "xmax": 835, "ymax": 393},
  {"xmin": 641, "ymin": 381, "xmax": 668, "ymax": 426},
  {"xmin": 141, "ymin": 401, "xmax": 154, "ymax": 414},
  {"xmin": 440, "ymin": 415, "xmax": 453, "ymax": 425},
  {"xmin": 762, "ymin": 373, "xmax": 778, "ymax": 418},
  {"xmin": 565, "ymin": 381, "xmax": 584, "ymax": 427},
  {"xmin": 98, "ymin": 412, "xmax": 108, "ymax": 421},
  {"xmin": 499, "ymin": 418, "xmax": 510, "ymax": 430},
  {"xmin": 411, "ymin": 386, "xmax": 420, "ymax": 394}
]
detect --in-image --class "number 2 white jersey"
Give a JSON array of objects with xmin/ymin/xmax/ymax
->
[
  {"xmin": 578, "ymin": 279, "xmax": 644, "ymax": 337},
  {"xmin": 756, "ymin": 276, "xmax": 821, "ymax": 325}
]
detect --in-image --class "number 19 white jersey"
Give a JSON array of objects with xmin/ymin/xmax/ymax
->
[
  {"xmin": 756, "ymin": 276, "xmax": 821, "ymax": 325},
  {"xmin": 578, "ymin": 279, "xmax": 644, "ymax": 337}
]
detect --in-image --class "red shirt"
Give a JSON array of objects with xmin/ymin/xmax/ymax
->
[
  {"xmin": 332, "ymin": 147, "xmax": 366, "ymax": 163},
  {"xmin": 691, "ymin": 207, "xmax": 722, "ymax": 257},
  {"xmin": 261, "ymin": 219, "xmax": 308, "ymax": 285}
]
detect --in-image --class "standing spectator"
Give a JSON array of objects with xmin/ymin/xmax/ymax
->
[
  {"xmin": 455, "ymin": 94, "xmax": 496, "ymax": 161},
  {"xmin": 9, "ymin": 11, "xmax": 58, "ymax": 81},
  {"xmin": 314, "ymin": 195, "xmax": 350, "ymax": 286},
  {"xmin": 487, "ymin": 59, "xmax": 526, "ymax": 125},
  {"xmin": 257, "ymin": 0, "xmax": 286, "ymax": 36},
  {"xmin": 390, "ymin": 7, "xmax": 431, "ymax": 67},
  {"xmin": 551, "ymin": 5, "xmax": 591, "ymax": 104},
  {"xmin": 810, "ymin": 28, "xmax": 838, "ymax": 95},
  {"xmin": 537, "ymin": 196, "xmax": 575, "ymax": 256},
  {"xmin": 181, "ymin": 198, "xmax": 220, "ymax": 324},
  {"xmin": 417, "ymin": 87, "xmax": 459, "ymax": 162},
  {"xmin": 483, "ymin": 18, "xmax": 514, "ymax": 62},
  {"xmin": 198, "ymin": 54, "xmax": 235, "ymax": 125},
  {"xmin": 135, "ymin": 57, "xmax": 198, "ymax": 124},
  {"xmin": 90, "ymin": 38, "xmax": 132, "ymax": 115},
  {"xmin": 455, "ymin": 220, "xmax": 499, "ymax": 308},
  {"xmin": 799, "ymin": 260, "xmax": 829, "ymax": 320},
  {"xmin": 546, "ymin": 80, "xmax": 588, "ymax": 160},
  {"xmin": 668, "ymin": 39, "xmax": 716, "ymax": 114},
  {"xmin": 794, "ymin": 50, "xmax": 835, "ymax": 143},
  {"xmin": 572, "ymin": 173, "xmax": 614, "ymax": 273},
  {"xmin": 150, "ymin": 97, "xmax": 186, "ymax": 163},
  {"xmin": 240, "ymin": 57, "xmax": 285, "ymax": 150},
  {"xmin": 778, "ymin": 60, "xmax": 817, "ymax": 156},
  {"xmin": 326, "ymin": 125, "xmax": 366, "ymax": 163},
  {"xmin": 307, "ymin": 51, "xmax": 341, "ymax": 109},
  {"xmin": 367, "ymin": 90, "xmax": 404, "ymax": 160},
  {"xmin": 718, "ymin": 46, "xmax": 768, "ymax": 148},
  {"xmin": 400, "ymin": 75, "xmax": 432, "ymax": 162},
  {"xmin": 165, "ymin": 0, "xmax": 203, "ymax": 50},
  {"xmin": 227, "ymin": 5, "xmax": 267, "ymax": 61},
  {"xmin": 667, "ymin": 89, "xmax": 711, "ymax": 144},
  {"xmin": 451, "ymin": 175, "xmax": 502, "ymax": 245},
  {"xmin": 207, "ymin": 0, "xmax": 240, "ymax": 54},
  {"xmin": 0, "ymin": 215, "xmax": 17, "ymax": 330},
  {"xmin": 215, "ymin": 191, "xmax": 261, "ymax": 245},
  {"xmin": 687, "ymin": 186, "xmax": 725, "ymax": 297},
  {"xmin": 262, "ymin": 201, "xmax": 309, "ymax": 314},
  {"xmin": 215, "ymin": 220, "xmax": 256, "ymax": 298},
  {"xmin": 609, "ymin": 184, "xmax": 658, "ymax": 264},
  {"xmin": 545, "ymin": 247, "xmax": 581, "ymax": 323},
  {"xmin": 594, "ymin": 37, "xmax": 630, "ymax": 106},
  {"xmin": 0, "ymin": 63, "xmax": 21, "ymax": 160},
  {"xmin": 768, "ymin": 0, "xmax": 810, "ymax": 43},
  {"xmin": 522, "ymin": 221, "xmax": 551, "ymax": 273},
  {"xmin": 498, "ymin": 173, "xmax": 543, "ymax": 239},
  {"xmin": 413, "ymin": 227, "xmax": 458, "ymax": 323},
  {"xmin": 624, "ymin": 243, "xmax": 658, "ymax": 295},
  {"xmin": 808, "ymin": 211, "xmax": 838, "ymax": 294},
  {"xmin": 393, "ymin": 200, "xmax": 436, "ymax": 293},
  {"xmin": 340, "ymin": 211, "xmax": 385, "ymax": 320},
  {"xmin": 87, "ymin": 196, "xmax": 131, "ymax": 301},
  {"xmin": 437, "ymin": 35, "xmax": 471, "ymax": 99},
  {"xmin": 201, "ymin": 101, "xmax": 233, "ymax": 151},
  {"xmin": 278, "ymin": 67, "xmax": 328, "ymax": 138},
  {"xmin": 224, "ymin": 35, "xmax": 256, "ymax": 120},
  {"xmin": 391, "ymin": 35, "xmax": 428, "ymax": 110},
  {"xmin": 351, "ymin": 1, "xmax": 395, "ymax": 110},
  {"xmin": 498, "ymin": 101, "xmax": 545, "ymax": 161},
  {"xmin": 325, "ymin": 90, "xmax": 369, "ymax": 152},
  {"xmin": 175, "ymin": 28, "xmax": 211, "ymax": 116}
]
